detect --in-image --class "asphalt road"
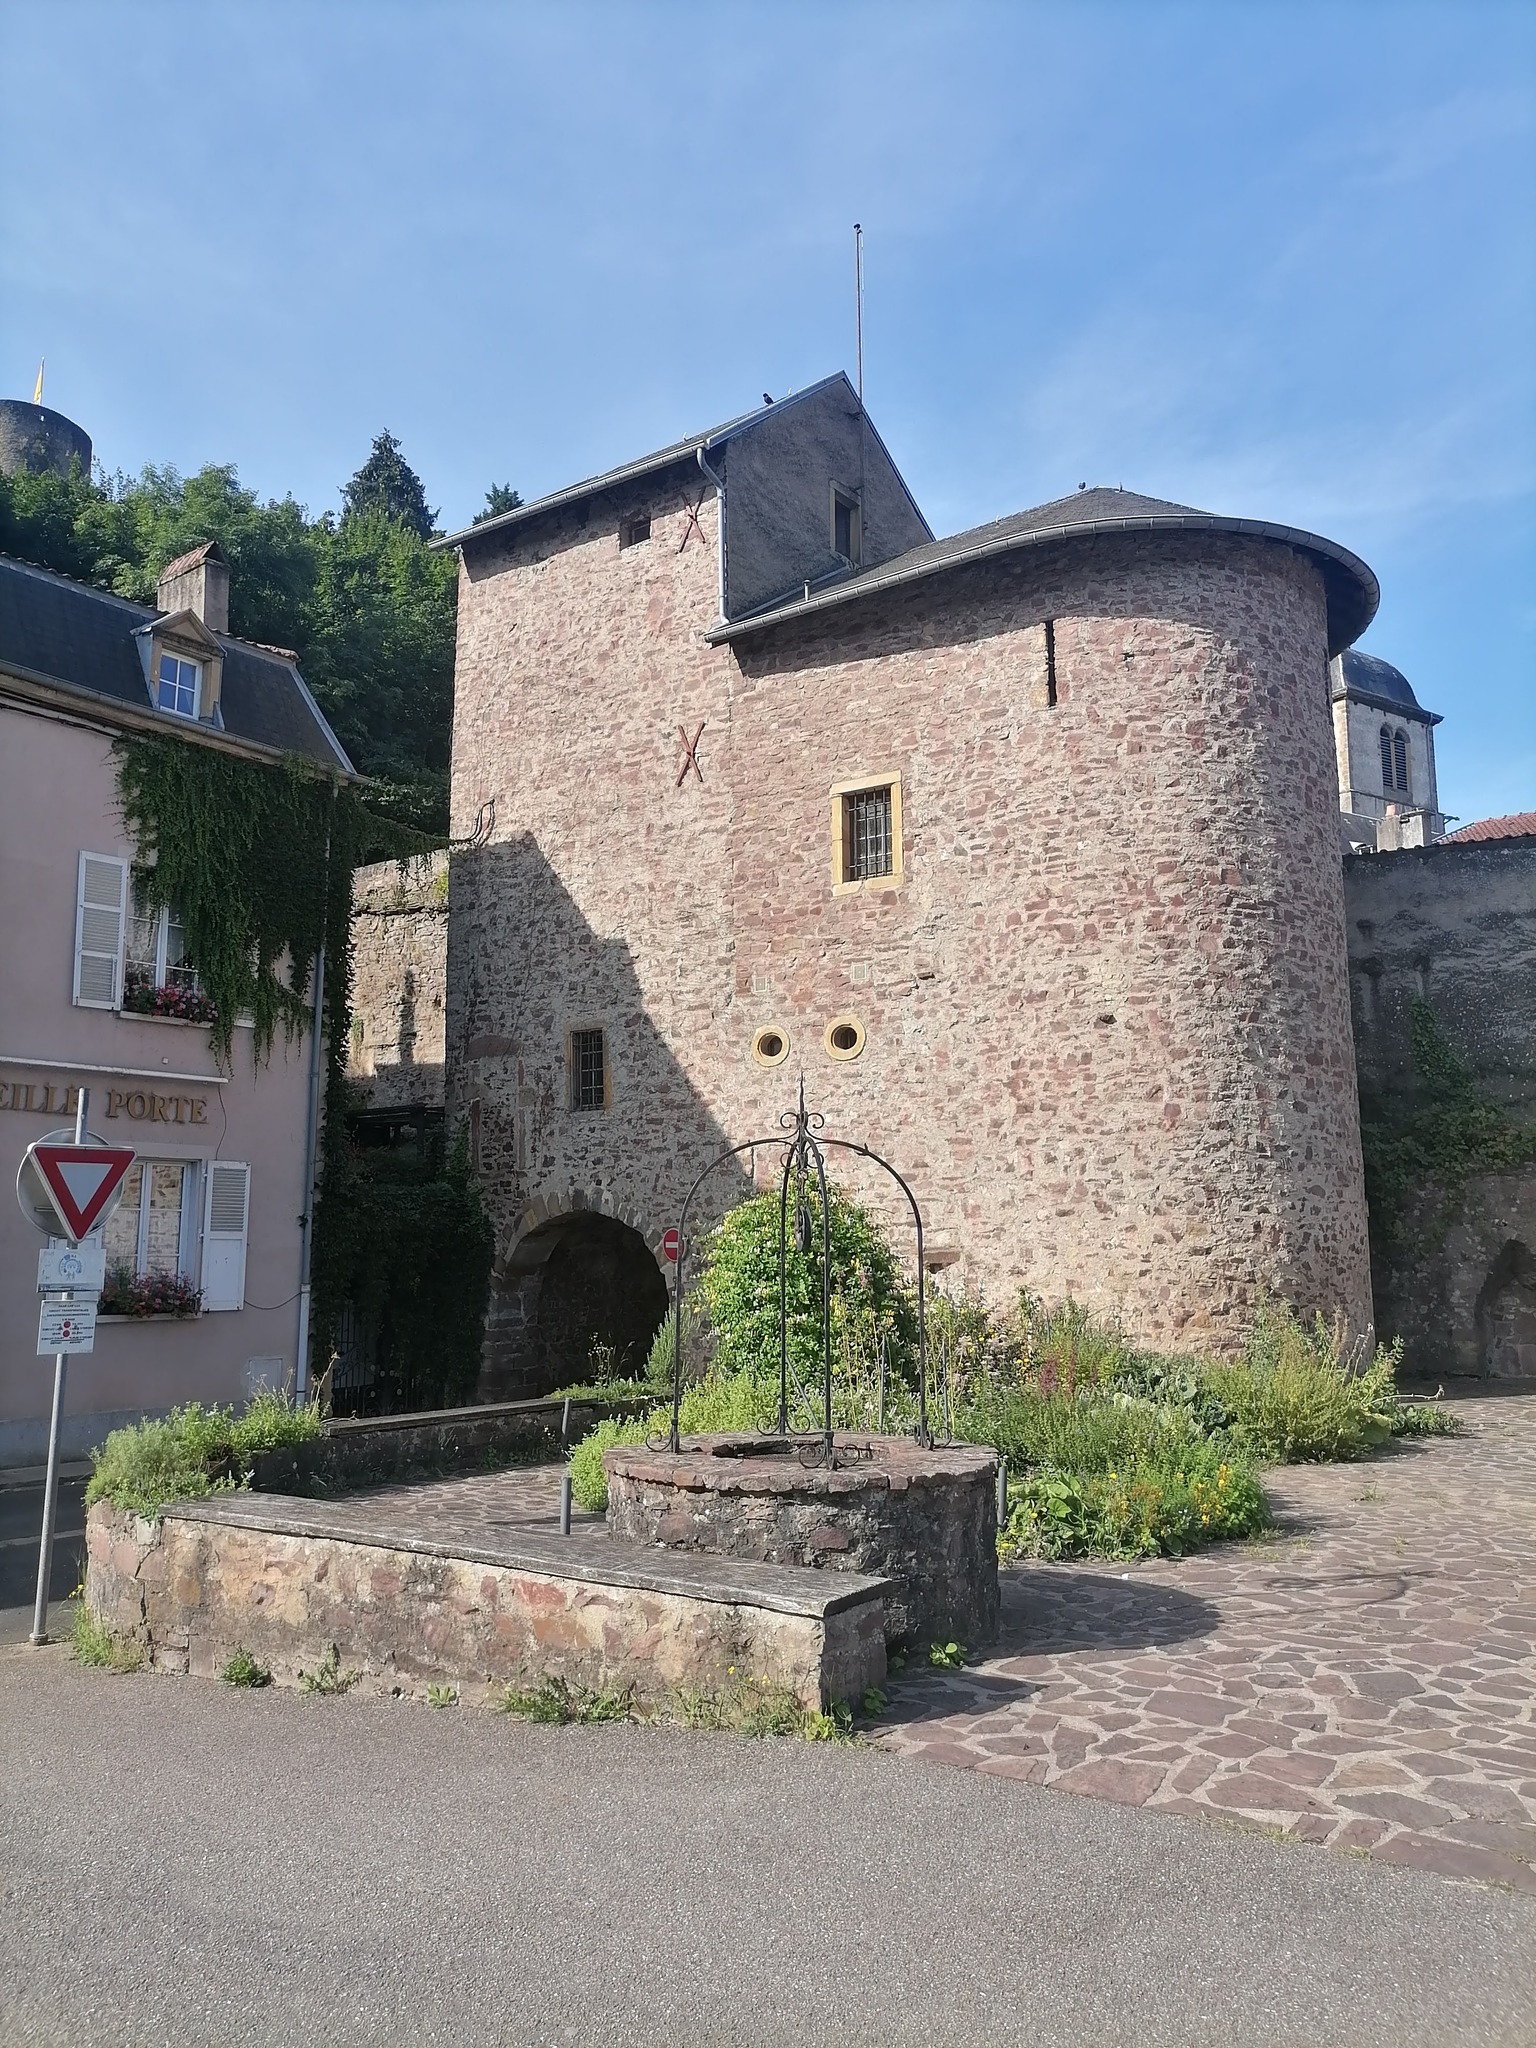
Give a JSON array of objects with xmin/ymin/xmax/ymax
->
[
  {"xmin": 0, "ymin": 1474, "xmax": 86, "ymax": 1645},
  {"xmin": 2, "ymin": 1651, "xmax": 1533, "ymax": 2048}
]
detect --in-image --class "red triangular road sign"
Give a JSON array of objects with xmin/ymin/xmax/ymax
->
[{"xmin": 30, "ymin": 1143, "xmax": 136, "ymax": 1241}]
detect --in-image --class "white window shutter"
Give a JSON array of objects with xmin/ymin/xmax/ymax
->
[
  {"xmin": 201, "ymin": 1163, "xmax": 250, "ymax": 1312},
  {"xmin": 74, "ymin": 853, "xmax": 127, "ymax": 1009}
]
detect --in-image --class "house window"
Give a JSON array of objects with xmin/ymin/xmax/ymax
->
[
  {"xmin": 619, "ymin": 514, "xmax": 651, "ymax": 550},
  {"xmin": 156, "ymin": 651, "xmax": 200, "ymax": 719},
  {"xmin": 125, "ymin": 875, "xmax": 199, "ymax": 1003},
  {"xmin": 845, "ymin": 786, "xmax": 893, "ymax": 880},
  {"xmin": 102, "ymin": 1160, "xmax": 196, "ymax": 1282},
  {"xmin": 832, "ymin": 487, "xmax": 861, "ymax": 568},
  {"xmin": 1393, "ymin": 729, "xmax": 1410, "ymax": 794},
  {"xmin": 570, "ymin": 1028, "xmax": 607, "ymax": 1111},
  {"xmin": 830, "ymin": 774, "xmax": 903, "ymax": 893}
]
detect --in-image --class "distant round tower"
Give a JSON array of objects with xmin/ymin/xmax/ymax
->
[{"xmin": 0, "ymin": 400, "xmax": 92, "ymax": 481}]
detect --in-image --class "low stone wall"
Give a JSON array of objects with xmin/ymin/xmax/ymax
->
[
  {"xmin": 84, "ymin": 1495, "xmax": 887, "ymax": 1711},
  {"xmin": 605, "ymin": 1434, "xmax": 1000, "ymax": 1650},
  {"xmin": 251, "ymin": 1394, "xmax": 651, "ymax": 1495}
]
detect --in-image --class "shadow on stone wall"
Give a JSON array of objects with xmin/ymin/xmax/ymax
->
[{"xmin": 449, "ymin": 833, "xmax": 751, "ymax": 1401}]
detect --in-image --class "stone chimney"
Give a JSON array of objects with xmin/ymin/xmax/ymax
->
[{"xmin": 156, "ymin": 541, "xmax": 230, "ymax": 636}]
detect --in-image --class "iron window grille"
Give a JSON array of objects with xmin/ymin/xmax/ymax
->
[
  {"xmin": 843, "ymin": 786, "xmax": 894, "ymax": 882},
  {"xmin": 571, "ymin": 1028, "xmax": 606, "ymax": 1111}
]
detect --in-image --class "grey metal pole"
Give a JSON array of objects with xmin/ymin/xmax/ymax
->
[
  {"xmin": 558, "ymin": 1474, "xmax": 572, "ymax": 1537},
  {"xmin": 31, "ymin": 1085, "xmax": 87, "ymax": 1646},
  {"xmin": 996, "ymin": 1459, "xmax": 1009, "ymax": 1529},
  {"xmin": 294, "ymin": 944, "xmax": 326, "ymax": 1405}
]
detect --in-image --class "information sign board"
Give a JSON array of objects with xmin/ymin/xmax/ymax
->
[{"xmin": 37, "ymin": 1298, "xmax": 97, "ymax": 1355}]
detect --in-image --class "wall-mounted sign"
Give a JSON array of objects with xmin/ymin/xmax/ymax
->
[{"xmin": 0, "ymin": 1077, "xmax": 208, "ymax": 1122}]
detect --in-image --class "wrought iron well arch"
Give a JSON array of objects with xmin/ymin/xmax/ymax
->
[{"xmin": 667, "ymin": 1081, "xmax": 930, "ymax": 1454}]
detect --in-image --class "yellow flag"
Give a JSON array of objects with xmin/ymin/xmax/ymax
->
[{"xmin": 33, "ymin": 360, "xmax": 44, "ymax": 404}]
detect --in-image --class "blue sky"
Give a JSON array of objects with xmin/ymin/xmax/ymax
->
[{"xmin": 3, "ymin": 1, "xmax": 1532, "ymax": 823}]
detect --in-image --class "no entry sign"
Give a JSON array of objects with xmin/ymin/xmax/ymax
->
[
  {"xmin": 661, "ymin": 1226, "xmax": 682, "ymax": 1262},
  {"xmin": 25, "ymin": 1141, "xmax": 135, "ymax": 1242}
]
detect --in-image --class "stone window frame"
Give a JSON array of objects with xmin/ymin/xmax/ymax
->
[
  {"xmin": 751, "ymin": 1023, "xmax": 791, "ymax": 1069},
  {"xmin": 829, "ymin": 771, "xmax": 903, "ymax": 897},
  {"xmin": 566, "ymin": 1023, "xmax": 611, "ymax": 1112},
  {"xmin": 823, "ymin": 1015, "xmax": 866, "ymax": 1062}
]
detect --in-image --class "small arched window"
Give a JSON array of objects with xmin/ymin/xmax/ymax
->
[
  {"xmin": 1393, "ymin": 729, "xmax": 1410, "ymax": 794},
  {"xmin": 1379, "ymin": 725, "xmax": 1395, "ymax": 791}
]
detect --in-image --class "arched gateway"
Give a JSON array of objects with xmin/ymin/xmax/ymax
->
[{"xmin": 478, "ymin": 1191, "xmax": 669, "ymax": 1402}]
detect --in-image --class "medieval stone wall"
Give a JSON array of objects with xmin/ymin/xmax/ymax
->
[
  {"xmin": 1345, "ymin": 836, "xmax": 1536, "ymax": 1376},
  {"xmin": 448, "ymin": 503, "xmax": 1372, "ymax": 1391},
  {"xmin": 348, "ymin": 854, "xmax": 447, "ymax": 1112}
]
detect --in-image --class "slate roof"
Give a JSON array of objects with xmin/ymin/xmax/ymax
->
[
  {"xmin": 708, "ymin": 484, "xmax": 1379, "ymax": 657},
  {"xmin": 1447, "ymin": 813, "xmax": 1536, "ymax": 843},
  {"xmin": 1332, "ymin": 648, "xmax": 1438, "ymax": 724},
  {"xmin": 0, "ymin": 554, "xmax": 353, "ymax": 771},
  {"xmin": 438, "ymin": 374, "xmax": 893, "ymax": 551}
]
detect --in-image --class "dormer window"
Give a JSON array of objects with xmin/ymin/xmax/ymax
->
[
  {"xmin": 832, "ymin": 487, "xmax": 861, "ymax": 568},
  {"xmin": 157, "ymin": 651, "xmax": 201, "ymax": 719}
]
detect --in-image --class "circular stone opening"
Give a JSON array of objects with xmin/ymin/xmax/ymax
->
[
  {"xmin": 752, "ymin": 1024, "xmax": 790, "ymax": 1068},
  {"xmin": 605, "ymin": 1432, "xmax": 998, "ymax": 1649},
  {"xmin": 824, "ymin": 1016, "xmax": 865, "ymax": 1060}
]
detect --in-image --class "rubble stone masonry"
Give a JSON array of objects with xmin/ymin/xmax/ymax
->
[{"xmin": 448, "ymin": 483, "xmax": 1371, "ymax": 1377}]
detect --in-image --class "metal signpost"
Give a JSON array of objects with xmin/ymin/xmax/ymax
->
[{"xmin": 14, "ymin": 1090, "xmax": 135, "ymax": 1646}]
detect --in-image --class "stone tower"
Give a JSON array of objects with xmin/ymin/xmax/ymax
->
[
  {"xmin": 0, "ymin": 400, "xmax": 92, "ymax": 481},
  {"xmin": 440, "ymin": 376, "xmax": 1378, "ymax": 1394}
]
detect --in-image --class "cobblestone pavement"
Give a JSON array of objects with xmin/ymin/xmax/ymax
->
[{"xmin": 875, "ymin": 1390, "xmax": 1536, "ymax": 1893}]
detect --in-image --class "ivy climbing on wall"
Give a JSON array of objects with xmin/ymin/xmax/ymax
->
[
  {"xmin": 113, "ymin": 735, "xmax": 492, "ymax": 1401},
  {"xmin": 1359, "ymin": 999, "xmax": 1536, "ymax": 1259}
]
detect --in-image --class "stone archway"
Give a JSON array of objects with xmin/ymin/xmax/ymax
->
[
  {"xmin": 1476, "ymin": 1240, "xmax": 1536, "ymax": 1378},
  {"xmin": 478, "ymin": 1194, "xmax": 670, "ymax": 1402}
]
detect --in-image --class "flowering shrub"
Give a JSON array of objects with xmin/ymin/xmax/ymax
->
[
  {"xmin": 98, "ymin": 1262, "xmax": 202, "ymax": 1318},
  {"xmin": 121, "ymin": 977, "xmax": 218, "ymax": 1025}
]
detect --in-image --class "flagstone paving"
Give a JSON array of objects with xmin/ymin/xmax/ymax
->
[{"xmin": 874, "ymin": 1389, "xmax": 1536, "ymax": 1892}]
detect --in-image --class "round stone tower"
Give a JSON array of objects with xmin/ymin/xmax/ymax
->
[{"xmin": 0, "ymin": 400, "xmax": 92, "ymax": 481}]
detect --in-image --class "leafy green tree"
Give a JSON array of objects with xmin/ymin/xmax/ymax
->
[
  {"xmin": 341, "ymin": 431, "xmax": 437, "ymax": 540},
  {"xmin": 0, "ymin": 437, "xmax": 473, "ymax": 834}
]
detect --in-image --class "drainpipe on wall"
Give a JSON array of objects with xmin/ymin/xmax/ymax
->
[
  {"xmin": 697, "ymin": 444, "xmax": 727, "ymax": 621},
  {"xmin": 294, "ymin": 940, "xmax": 325, "ymax": 1404}
]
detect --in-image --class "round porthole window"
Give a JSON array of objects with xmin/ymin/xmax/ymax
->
[
  {"xmin": 752, "ymin": 1024, "xmax": 791, "ymax": 1068},
  {"xmin": 823, "ymin": 1015, "xmax": 866, "ymax": 1061}
]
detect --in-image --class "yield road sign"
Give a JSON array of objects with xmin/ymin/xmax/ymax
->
[{"xmin": 26, "ymin": 1142, "xmax": 135, "ymax": 1243}]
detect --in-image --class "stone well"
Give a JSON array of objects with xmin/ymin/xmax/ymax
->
[{"xmin": 604, "ymin": 1433, "xmax": 999, "ymax": 1650}]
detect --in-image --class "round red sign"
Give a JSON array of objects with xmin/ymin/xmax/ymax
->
[{"xmin": 661, "ymin": 1226, "xmax": 681, "ymax": 1262}]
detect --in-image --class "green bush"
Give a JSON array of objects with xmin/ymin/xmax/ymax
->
[
  {"xmin": 567, "ymin": 1372, "xmax": 772, "ymax": 1511},
  {"xmin": 957, "ymin": 1383, "xmax": 1203, "ymax": 1474},
  {"xmin": 1203, "ymin": 1305, "xmax": 1404, "ymax": 1462},
  {"xmin": 84, "ymin": 1395, "xmax": 322, "ymax": 1517},
  {"xmin": 697, "ymin": 1182, "xmax": 917, "ymax": 1398},
  {"xmin": 1000, "ymin": 1441, "xmax": 1270, "ymax": 1561}
]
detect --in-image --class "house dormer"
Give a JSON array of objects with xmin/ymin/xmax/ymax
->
[{"xmin": 134, "ymin": 542, "xmax": 230, "ymax": 728}]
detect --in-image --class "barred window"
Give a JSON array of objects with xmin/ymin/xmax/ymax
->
[
  {"xmin": 842, "ymin": 786, "xmax": 893, "ymax": 882},
  {"xmin": 570, "ymin": 1028, "xmax": 606, "ymax": 1111}
]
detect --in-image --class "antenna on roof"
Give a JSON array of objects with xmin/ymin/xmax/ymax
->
[{"xmin": 853, "ymin": 223, "xmax": 864, "ymax": 408}]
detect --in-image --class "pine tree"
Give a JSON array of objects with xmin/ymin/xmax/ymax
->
[{"xmin": 341, "ymin": 432, "xmax": 437, "ymax": 541}]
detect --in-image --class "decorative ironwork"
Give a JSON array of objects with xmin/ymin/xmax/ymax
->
[{"xmin": 666, "ymin": 1079, "xmax": 930, "ymax": 1457}]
